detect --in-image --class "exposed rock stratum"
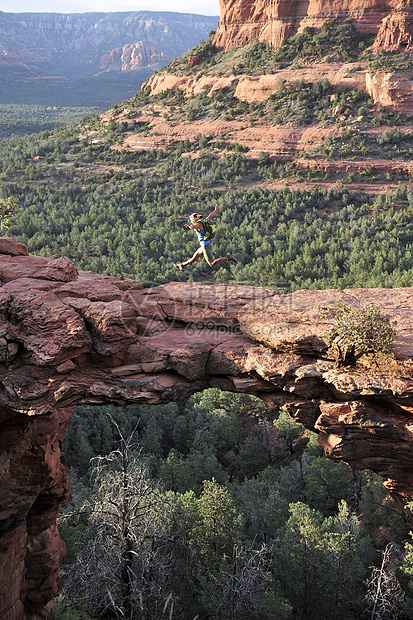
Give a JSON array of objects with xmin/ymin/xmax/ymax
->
[
  {"xmin": 1, "ymin": 239, "xmax": 413, "ymax": 617},
  {"xmin": 144, "ymin": 0, "xmax": 413, "ymax": 119},
  {"xmin": 213, "ymin": 0, "xmax": 413, "ymax": 51}
]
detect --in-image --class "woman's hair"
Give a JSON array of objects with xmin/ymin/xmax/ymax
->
[{"xmin": 189, "ymin": 213, "xmax": 201, "ymax": 223}]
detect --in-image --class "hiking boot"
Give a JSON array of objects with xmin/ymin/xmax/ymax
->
[
  {"xmin": 174, "ymin": 262, "xmax": 184, "ymax": 271},
  {"xmin": 226, "ymin": 253, "xmax": 237, "ymax": 263}
]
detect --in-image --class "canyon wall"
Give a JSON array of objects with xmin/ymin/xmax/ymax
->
[
  {"xmin": 213, "ymin": 0, "xmax": 413, "ymax": 50},
  {"xmin": 1, "ymin": 239, "xmax": 413, "ymax": 617}
]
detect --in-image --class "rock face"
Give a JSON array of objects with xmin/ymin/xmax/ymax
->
[
  {"xmin": 1, "ymin": 239, "xmax": 413, "ymax": 617},
  {"xmin": 144, "ymin": 60, "xmax": 413, "ymax": 113},
  {"xmin": 365, "ymin": 69, "xmax": 413, "ymax": 109},
  {"xmin": 373, "ymin": 9, "xmax": 413, "ymax": 52},
  {"xmin": 213, "ymin": 0, "xmax": 413, "ymax": 51},
  {"xmin": 146, "ymin": 63, "xmax": 366, "ymax": 100},
  {"xmin": 100, "ymin": 42, "xmax": 168, "ymax": 71}
]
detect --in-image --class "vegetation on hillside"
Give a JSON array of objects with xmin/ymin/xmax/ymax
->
[
  {"xmin": 272, "ymin": 19, "xmax": 373, "ymax": 66},
  {"xmin": 0, "ymin": 119, "xmax": 413, "ymax": 288},
  {"xmin": 163, "ymin": 20, "xmax": 374, "ymax": 76},
  {"xmin": 162, "ymin": 19, "xmax": 412, "ymax": 78},
  {"xmin": 56, "ymin": 391, "xmax": 411, "ymax": 620},
  {"xmin": 0, "ymin": 104, "xmax": 101, "ymax": 139},
  {"xmin": 364, "ymin": 48, "xmax": 413, "ymax": 71},
  {"xmin": 148, "ymin": 78, "xmax": 382, "ymax": 128},
  {"xmin": 307, "ymin": 125, "xmax": 413, "ymax": 161}
]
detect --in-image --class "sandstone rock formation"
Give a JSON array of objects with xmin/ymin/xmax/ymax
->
[
  {"xmin": 1, "ymin": 238, "xmax": 413, "ymax": 618},
  {"xmin": 100, "ymin": 42, "xmax": 168, "ymax": 71},
  {"xmin": 373, "ymin": 9, "xmax": 413, "ymax": 52},
  {"xmin": 145, "ymin": 64, "xmax": 366, "ymax": 100},
  {"xmin": 366, "ymin": 69, "xmax": 413, "ymax": 109},
  {"xmin": 188, "ymin": 52, "xmax": 200, "ymax": 67},
  {"xmin": 213, "ymin": 0, "xmax": 413, "ymax": 51},
  {"xmin": 144, "ymin": 60, "xmax": 413, "ymax": 113}
]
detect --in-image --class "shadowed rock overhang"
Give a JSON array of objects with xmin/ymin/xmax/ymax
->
[{"xmin": 1, "ymin": 238, "xmax": 413, "ymax": 618}]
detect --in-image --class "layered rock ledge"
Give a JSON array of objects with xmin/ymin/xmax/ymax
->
[
  {"xmin": 1, "ymin": 238, "xmax": 413, "ymax": 618},
  {"xmin": 144, "ymin": 66, "xmax": 413, "ymax": 114}
]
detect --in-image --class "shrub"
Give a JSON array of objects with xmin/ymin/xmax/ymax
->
[
  {"xmin": 319, "ymin": 302, "xmax": 396, "ymax": 366},
  {"xmin": 0, "ymin": 196, "xmax": 19, "ymax": 235}
]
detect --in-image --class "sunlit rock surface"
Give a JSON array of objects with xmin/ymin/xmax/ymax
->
[{"xmin": 213, "ymin": 0, "xmax": 413, "ymax": 51}]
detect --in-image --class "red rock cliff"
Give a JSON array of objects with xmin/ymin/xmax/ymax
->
[
  {"xmin": 213, "ymin": 0, "xmax": 413, "ymax": 50},
  {"xmin": 1, "ymin": 238, "xmax": 413, "ymax": 618}
]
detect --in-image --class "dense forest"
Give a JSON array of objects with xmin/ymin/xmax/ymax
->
[
  {"xmin": 1, "ymin": 125, "xmax": 413, "ymax": 290},
  {"xmin": 1, "ymin": 19, "xmax": 413, "ymax": 619},
  {"xmin": 56, "ymin": 391, "xmax": 413, "ymax": 619},
  {"xmin": 0, "ymin": 68, "xmax": 156, "ymax": 111},
  {"xmin": 0, "ymin": 104, "xmax": 101, "ymax": 138}
]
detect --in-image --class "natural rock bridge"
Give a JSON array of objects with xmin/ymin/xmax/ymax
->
[{"xmin": 1, "ymin": 238, "xmax": 413, "ymax": 618}]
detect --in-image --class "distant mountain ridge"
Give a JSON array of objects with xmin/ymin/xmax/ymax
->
[
  {"xmin": 0, "ymin": 11, "xmax": 218, "ymax": 79},
  {"xmin": 0, "ymin": 11, "xmax": 218, "ymax": 108}
]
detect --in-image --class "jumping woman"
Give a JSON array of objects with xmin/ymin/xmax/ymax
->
[{"xmin": 174, "ymin": 205, "xmax": 237, "ymax": 270}]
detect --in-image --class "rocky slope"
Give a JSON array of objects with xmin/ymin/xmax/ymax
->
[
  {"xmin": 145, "ymin": 63, "xmax": 413, "ymax": 113},
  {"xmin": 213, "ymin": 0, "xmax": 413, "ymax": 51},
  {"xmin": 97, "ymin": 85, "xmax": 413, "ymax": 195},
  {"xmin": 107, "ymin": 10, "xmax": 411, "ymax": 195},
  {"xmin": 0, "ymin": 11, "xmax": 218, "ymax": 79},
  {"xmin": 136, "ymin": 0, "xmax": 413, "ymax": 169},
  {"xmin": 1, "ymin": 238, "xmax": 413, "ymax": 618}
]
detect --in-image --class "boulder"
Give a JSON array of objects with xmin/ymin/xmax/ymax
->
[{"xmin": 0, "ymin": 238, "xmax": 28, "ymax": 256}]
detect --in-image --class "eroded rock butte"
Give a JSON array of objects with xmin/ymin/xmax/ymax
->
[{"xmin": 1, "ymin": 238, "xmax": 413, "ymax": 618}]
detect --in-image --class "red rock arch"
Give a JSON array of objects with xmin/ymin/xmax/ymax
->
[{"xmin": 0, "ymin": 239, "xmax": 413, "ymax": 618}]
